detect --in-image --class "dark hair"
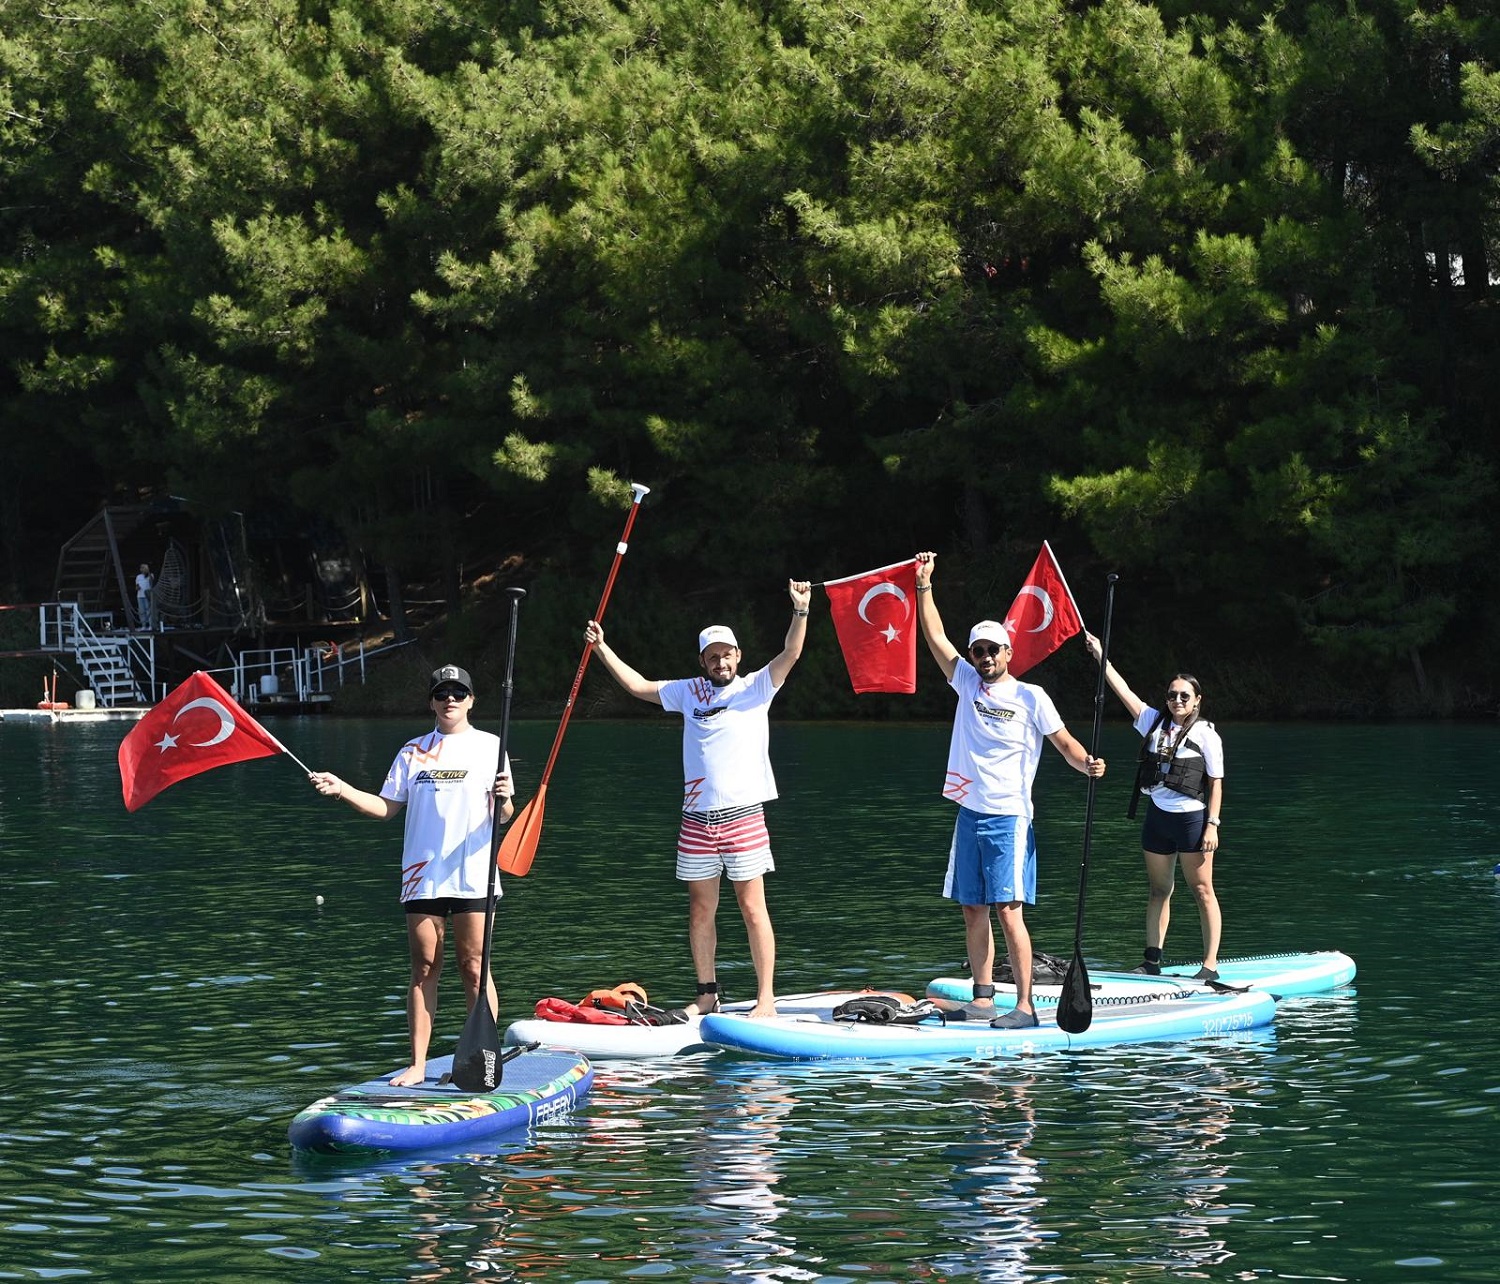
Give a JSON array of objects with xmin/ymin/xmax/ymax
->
[{"xmin": 1167, "ymin": 673, "xmax": 1202, "ymax": 698}]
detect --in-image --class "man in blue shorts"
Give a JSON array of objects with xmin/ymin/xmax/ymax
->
[
  {"xmin": 586, "ymin": 580, "xmax": 812, "ymax": 1018},
  {"xmin": 914, "ymin": 552, "xmax": 1105, "ymax": 1029}
]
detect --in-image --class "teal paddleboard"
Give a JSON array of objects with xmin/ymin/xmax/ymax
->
[
  {"xmin": 926, "ymin": 950, "xmax": 1356, "ymax": 1007},
  {"xmin": 700, "ymin": 988, "xmax": 1276, "ymax": 1061}
]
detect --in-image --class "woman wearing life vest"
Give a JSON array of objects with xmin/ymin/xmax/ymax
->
[{"xmin": 1084, "ymin": 633, "xmax": 1225, "ymax": 981}]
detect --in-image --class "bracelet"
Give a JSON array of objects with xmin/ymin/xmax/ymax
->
[
  {"xmin": 793, "ymin": 609, "xmax": 809, "ymax": 617},
  {"xmin": 1206, "ymin": 817, "xmax": 1220, "ymax": 826},
  {"xmin": 916, "ymin": 585, "xmax": 932, "ymax": 594}
]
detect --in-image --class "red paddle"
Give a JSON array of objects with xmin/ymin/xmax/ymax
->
[{"xmin": 498, "ymin": 483, "xmax": 650, "ymax": 876}]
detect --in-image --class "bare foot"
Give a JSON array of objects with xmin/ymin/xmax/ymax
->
[
  {"xmin": 389, "ymin": 1064, "xmax": 425, "ymax": 1087},
  {"xmin": 748, "ymin": 1002, "xmax": 778, "ymax": 1018}
]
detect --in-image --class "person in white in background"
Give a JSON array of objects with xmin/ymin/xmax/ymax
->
[
  {"xmin": 308, "ymin": 664, "xmax": 513, "ymax": 1086},
  {"xmin": 586, "ymin": 580, "xmax": 812, "ymax": 1018},
  {"xmin": 914, "ymin": 551, "xmax": 1105, "ymax": 1030},
  {"xmin": 135, "ymin": 564, "xmax": 154, "ymax": 631}
]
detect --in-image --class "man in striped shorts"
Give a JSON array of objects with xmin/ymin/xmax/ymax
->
[{"xmin": 586, "ymin": 579, "xmax": 812, "ymax": 1018}]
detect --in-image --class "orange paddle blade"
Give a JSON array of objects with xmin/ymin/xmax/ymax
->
[{"xmin": 498, "ymin": 784, "xmax": 548, "ymax": 876}]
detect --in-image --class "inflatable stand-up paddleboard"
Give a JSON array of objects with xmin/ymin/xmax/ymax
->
[
  {"xmin": 288, "ymin": 1049, "xmax": 592, "ymax": 1154},
  {"xmin": 926, "ymin": 950, "xmax": 1356, "ymax": 1008},
  {"xmin": 700, "ymin": 988, "xmax": 1277, "ymax": 1061},
  {"xmin": 504, "ymin": 988, "xmax": 917, "ymax": 1060}
]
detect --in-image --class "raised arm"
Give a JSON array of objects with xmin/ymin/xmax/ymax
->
[
  {"xmin": 1084, "ymin": 631, "xmax": 1146, "ymax": 721},
  {"xmin": 914, "ymin": 551, "xmax": 960, "ymax": 682},
  {"xmin": 767, "ymin": 579, "xmax": 812, "ymax": 687},
  {"xmin": 585, "ymin": 619, "xmax": 664, "ymax": 705}
]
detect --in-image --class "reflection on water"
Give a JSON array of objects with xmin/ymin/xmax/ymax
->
[{"xmin": 0, "ymin": 718, "xmax": 1496, "ymax": 1281}]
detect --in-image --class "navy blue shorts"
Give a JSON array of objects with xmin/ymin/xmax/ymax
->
[
  {"xmin": 1141, "ymin": 801, "xmax": 1208, "ymax": 855},
  {"xmin": 402, "ymin": 896, "xmax": 489, "ymax": 917}
]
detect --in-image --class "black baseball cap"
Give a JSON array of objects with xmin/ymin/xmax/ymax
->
[{"xmin": 429, "ymin": 664, "xmax": 473, "ymax": 696}]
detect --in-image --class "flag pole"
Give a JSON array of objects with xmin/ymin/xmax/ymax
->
[
  {"xmin": 1042, "ymin": 539, "xmax": 1086, "ymax": 630},
  {"xmin": 815, "ymin": 558, "xmax": 917, "ymax": 590}
]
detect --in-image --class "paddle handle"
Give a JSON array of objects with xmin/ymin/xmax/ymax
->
[
  {"xmin": 1071, "ymin": 573, "xmax": 1118, "ymax": 941},
  {"xmin": 530, "ymin": 484, "xmax": 649, "ymax": 788},
  {"xmin": 479, "ymin": 588, "xmax": 526, "ymax": 982}
]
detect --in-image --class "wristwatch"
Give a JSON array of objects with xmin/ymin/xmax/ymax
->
[{"xmin": 1206, "ymin": 817, "xmax": 1221, "ymax": 826}]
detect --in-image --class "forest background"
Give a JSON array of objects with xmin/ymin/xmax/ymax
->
[{"xmin": 3, "ymin": 0, "xmax": 1498, "ymax": 720}]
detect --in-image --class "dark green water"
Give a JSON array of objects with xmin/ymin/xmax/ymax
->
[{"xmin": 2, "ymin": 715, "xmax": 1497, "ymax": 1281}]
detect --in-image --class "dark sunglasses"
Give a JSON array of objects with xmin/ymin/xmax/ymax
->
[
  {"xmin": 1165, "ymin": 690, "xmax": 1195, "ymax": 703},
  {"xmin": 432, "ymin": 686, "xmax": 471, "ymax": 700},
  {"xmin": 970, "ymin": 643, "xmax": 1003, "ymax": 658}
]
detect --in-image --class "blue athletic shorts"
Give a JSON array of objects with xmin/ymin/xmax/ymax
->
[
  {"xmin": 1141, "ymin": 801, "xmax": 1208, "ymax": 855},
  {"xmin": 942, "ymin": 808, "xmax": 1036, "ymax": 907}
]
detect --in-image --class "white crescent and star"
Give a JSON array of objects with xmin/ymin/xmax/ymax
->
[
  {"xmin": 154, "ymin": 696, "xmax": 237, "ymax": 753},
  {"xmin": 857, "ymin": 582, "xmax": 910, "ymax": 644},
  {"xmin": 1008, "ymin": 585, "xmax": 1055, "ymax": 633}
]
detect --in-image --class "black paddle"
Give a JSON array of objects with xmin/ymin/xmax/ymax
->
[
  {"xmin": 451, "ymin": 586, "xmax": 526, "ymax": 1091},
  {"xmin": 1056, "ymin": 572, "xmax": 1119, "ymax": 1035}
]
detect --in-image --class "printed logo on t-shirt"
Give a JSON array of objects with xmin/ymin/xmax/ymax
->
[
  {"xmin": 971, "ymin": 699, "xmax": 1017, "ymax": 723},
  {"xmin": 414, "ymin": 769, "xmax": 469, "ymax": 783},
  {"xmin": 691, "ymin": 707, "xmax": 727, "ymax": 722}
]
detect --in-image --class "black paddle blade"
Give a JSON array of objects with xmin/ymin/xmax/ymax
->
[
  {"xmin": 1056, "ymin": 951, "xmax": 1094, "ymax": 1033},
  {"xmin": 450, "ymin": 1003, "xmax": 503, "ymax": 1092}
]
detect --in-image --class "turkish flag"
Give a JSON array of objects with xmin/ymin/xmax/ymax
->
[
  {"xmin": 1003, "ymin": 542, "xmax": 1084, "ymax": 677},
  {"xmin": 824, "ymin": 560, "xmax": 919, "ymax": 694},
  {"xmin": 118, "ymin": 671, "xmax": 287, "ymax": 811}
]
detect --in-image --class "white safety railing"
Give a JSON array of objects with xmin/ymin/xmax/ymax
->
[
  {"xmin": 38, "ymin": 602, "xmax": 155, "ymax": 706},
  {"xmin": 232, "ymin": 636, "xmax": 404, "ymax": 705}
]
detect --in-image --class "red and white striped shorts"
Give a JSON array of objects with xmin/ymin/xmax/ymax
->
[{"xmin": 675, "ymin": 804, "xmax": 775, "ymax": 882}]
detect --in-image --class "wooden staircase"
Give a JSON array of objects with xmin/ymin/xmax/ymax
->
[{"xmin": 54, "ymin": 506, "xmax": 148, "ymax": 621}]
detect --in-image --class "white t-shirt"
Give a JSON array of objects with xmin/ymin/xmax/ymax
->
[
  {"xmin": 943, "ymin": 663, "xmax": 1064, "ymax": 818},
  {"xmin": 1133, "ymin": 708, "xmax": 1224, "ymax": 814},
  {"xmin": 380, "ymin": 727, "xmax": 508, "ymax": 901},
  {"xmin": 135, "ymin": 572, "xmax": 152, "ymax": 596},
  {"xmin": 657, "ymin": 667, "xmax": 780, "ymax": 811}
]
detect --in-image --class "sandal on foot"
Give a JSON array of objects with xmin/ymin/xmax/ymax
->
[
  {"xmin": 952, "ymin": 981, "xmax": 996, "ymax": 1021},
  {"xmin": 989, "ymin": 1007, "xmax": 1040, "ymax": 1030},
  {"xmin": 953, "ymin": 1001, "xmax": 997, "ymax": 1021}
]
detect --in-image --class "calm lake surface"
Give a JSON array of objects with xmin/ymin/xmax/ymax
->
[{"xmin": 2, "ymin": 714, "xmax": 1497, "ymax": 1282}]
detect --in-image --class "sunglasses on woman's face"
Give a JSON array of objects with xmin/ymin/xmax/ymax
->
[
  {"xmin": 433, "ymin": 686, "xmax": 470, "ymax": 701},
  {"xmin": 1165, "ymin": 690, "xmax": 1194, "ymax": 703}
]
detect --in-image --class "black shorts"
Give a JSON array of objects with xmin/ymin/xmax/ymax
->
[
  {"xmin": 1141, "ymin": 801, "xmax": 1208, "ymax": 855},
  {"xmin": 402, "ymin": 896, "xmax": 489, "ymax": 917}
]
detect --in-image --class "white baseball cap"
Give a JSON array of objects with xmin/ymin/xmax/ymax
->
[
  {"xmin": 698, "ymin": 625, "xmax": 739, "ymax": 653},
  {"xmin": 968, "ymin": 620, "xmax": 1011, "ymax": 649}
]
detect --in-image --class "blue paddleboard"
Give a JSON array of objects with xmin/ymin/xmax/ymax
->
[
  {"xmin": 700, "ymin": 988, "xmax": 1276, "ymax": 1061},
  {"xmin": 926, "ymin": 950, "xmax": 1356, "ymax": 1007},
  {"xmin": 288, "ymin": 1049, "xmax": 593, "ymax": 1154}
]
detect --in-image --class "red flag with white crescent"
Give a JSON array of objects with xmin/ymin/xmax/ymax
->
[
  {"xmin": 1002, "ymin": 542, "xmax": 1084, "ymax": 677},
  {"xmin": 118, "ymin": 671, "xmax": 286, "ymax": 811},
  {"xmin": 823, "ymin": 560, "xmax": 919, "ymax": 694}
]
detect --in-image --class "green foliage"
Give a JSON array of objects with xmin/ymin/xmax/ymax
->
[{"xmin": 3, "ymin": 0, "xmax": 1499, "ymax": 713}]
